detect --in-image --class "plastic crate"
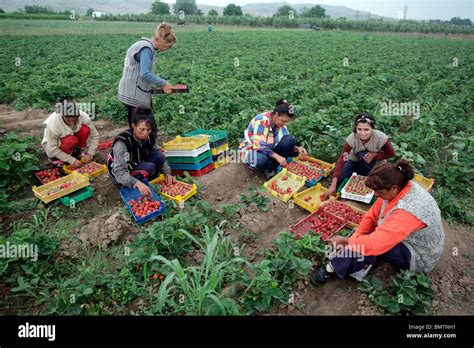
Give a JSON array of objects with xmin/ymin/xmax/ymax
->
[
  {"xmin": 340, "ymin": 173, "xmax": 375, "ymax": 204},
  {"xmin": 165, "ymin": 150, "xmax": 212, "ymax": 164},
  {"xmin": 320, "ymin": 198, "xmax": 366, "ymax": 228},
  {"xmin": 413, "ymin": 173, "xmax": 434, "ymax": 191},
  {"xmin": 290, "ymin": 207, "xmax": 347, "ymax": 240},
  {"xmin": 263, "ymin": 168, "xmax": 306, "ymax": 203},
  {"xmin": 293, "ymin": 183, "xmax": 329, "ymax": 213},
  {"xmin": 168, "ymin": 155, "xmax": 213, "ymax": 171},
  {"xmin": 153, "ymin": 85, "xmax": 189, "ymax": 94},
  {"xmin": 212, "ymin": 150, "xmax": 229, "ymax": 162},
  {"xmin": 171, "ymin": 162, "xmax": 215, "ymax": 177},
  {"xmin": 214, "ymin": 157, "xmax": 230, "ymax": 169},
  {"xmin": 97, "ymin": 139, "xmax": 113, "ymax": 150},
  {"xmin": 32, "ymin": 172, "xmax": 90, "ymax": 204},
  {"xmin": 164, "ymin": 143, "xmax": 210, "ymax": 158},
  {"xmin": 337, "ymin": 177, "xmax": 375, "ymax": 205},
  {"xmin": 163, "ymin": 136, "xmax": 209, "ymax": 151},
  {"xmin": 184, "ymin": 128, "xmax": 228, "ymax": 143},
  {"xmin": 211, "ymin": 143, "xmax": 229, "ymax": 156},
  {"xmin": 149, "ymin": 174, "xmax": 197, "ymax": 205},
  {"xmin": 33, "ymin": 166, "xmax": 66, "ymax": 186},
  {"xmin": 63, "ymin": 161, "xmax": 107, "ymax": 178},
  {"xmin": 59, "ymin": 186, "xmax": 94, "ymax": 207},
  {"xmin": 294, "ymin": 155, "xmax": 335, "ymax": 177},
  {"xmin": 277, "ymin": 159, "xmax": 323, "ymax": 187},
  {"xmin": 119, "ymin": 179, "xmax": 167, "ymax": 224}
]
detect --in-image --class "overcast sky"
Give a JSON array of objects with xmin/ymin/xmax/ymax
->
[{"xmin": 199, "ymin": 0, "xmax": 474, "ymax": 20}]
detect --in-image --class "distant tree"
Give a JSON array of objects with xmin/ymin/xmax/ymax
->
[
  {"xmin": 24, "ymin": 5, "xmax": 54, "ymax": 14},
  {"xmin": 302, "ymin": 5, "xmax": 326, "ymax": 18},
  {"xmin": 0, "ymin": 8, "xmax": 4, "ymax": 13},
  {"xmin": 86, "ymin": 8, "xmax": 94, "ymax": 16},
  {"xmin": 208, "ymin": 9, "xmax": 218, "ymax": 16},
  {"xmin": 196, "ymin": 9, "xmax": 203, "ymax": 16},
  {"xmin": 275, "ymin": 5, "xmax": 297, "ymax": 17},
  {"xmin": 223, "ymin": 3, "xmax": 243, "ymax": 16},
  {"xmin": 151, "ymin": 1, "xmax": 170, "ymax": 15},
  {"xmin": 174, "ymin": 0, "xmax": 197, "ymax": 16},
  {"xmin": 449, "ymin": 17, "xmax": 472, "ymax": 26}
]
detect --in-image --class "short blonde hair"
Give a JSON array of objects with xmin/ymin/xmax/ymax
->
[{"xmin": 155, "ymin": 23, "xmax": 177, "ymax": 45}]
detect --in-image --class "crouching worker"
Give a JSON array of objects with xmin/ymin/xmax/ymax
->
[
  {"xmin": 41, "ymin": 100, "xmax": 99, "ymax": 167},
  {"xmin": 310, "ymin": 159, "xmax": 444, "ymax": 285},
  {"xmin": 239, "ymin": 99, "xmax": 307, "ymax": 179},
  {"xmin": 107, "ymin": 112, "xmax": 176, "ymax": 198}
]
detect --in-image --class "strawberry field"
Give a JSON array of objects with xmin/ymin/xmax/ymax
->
[{"xmin": 0, "ymin": 20, "xmax": 473, "ymax": 317}]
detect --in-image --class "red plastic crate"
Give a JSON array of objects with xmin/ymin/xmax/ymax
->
[
  {"xmin": 171, "ymin": 162, "xmax": 215, "ymax": 177},
  {"xmin": 290, "ymin": 208, "xmax": 347, "ymax": 240}
]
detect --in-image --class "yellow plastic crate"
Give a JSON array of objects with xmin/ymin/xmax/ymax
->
[
  {"xmin": 211, "ymin": 143, "xmax": 229, "ymax": 156},
  {"xmin": 149, "ymin": 174, "xmax": 197, "ymax": 206},
  {"xmin": 413, "ymin": 173, "xmax": 434, "ymax": 191},
  {"xmin": 63, "ymin": 161, "xmax": 107, "ymax": 178},
  {"xmin": 214, "ymin": 157, "xmax": 230, "ymax": 169},
  {"xmin": 163, "ymin": 136, "xmax": 209, "ymax": 151},
  {"xmin": 32, "ymin": 172, "xmax": 90, "ymax": 204},
  {"xmin": 294, "ymin": 155, "xmax": 335, "ymax": 177},
  {"xmin": 293, "ymin": 183, "xmax": 329, "ymax": 213},
  {"xmin": 263, "ymin": 168, "xmax": 306, "ymax": 203}
]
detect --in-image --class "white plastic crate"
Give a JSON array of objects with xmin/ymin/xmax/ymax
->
[
  {"xmin": 340, "ymin": 172, "xmax": 374, "ymax": 204},
  {"xmin": 164, "ymin": 143, "xmax": 210, "ymax": 157}
]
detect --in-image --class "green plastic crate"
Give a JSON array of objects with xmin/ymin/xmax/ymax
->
[
  {"xmin": 60, "ymin": 186, "xmax": 94, "ymax": 207},
  {"xmin": 166, "ymin": 150, "xmax": 212, "ymax": 164},
  {"xmin": 184, "ymin": 128, "xmax": 228, "ymax": 143}
]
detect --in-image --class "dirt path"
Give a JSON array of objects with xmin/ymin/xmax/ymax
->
[{"xmin": 1, "ymin": 104, "xmax": 472, "ymax": 315}]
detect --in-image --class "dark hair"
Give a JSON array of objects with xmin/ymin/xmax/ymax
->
[
  {"xmin": 273, "ymin": 99, "xmax": 295, "ymax": 117},
  {"xmin": 366, "ymin": 159, "xmax": 415, "ymax": 191},
  {"xmin": 131, "ymin": 111, "xmax": 154, "ymax": 128},
  {"xmin": 353, "ymin": 112, "xmax": 375, "ymax": 133},
  {"xmin": 57, "ymin": 99, "xmax": 80, "ymax": 117}
]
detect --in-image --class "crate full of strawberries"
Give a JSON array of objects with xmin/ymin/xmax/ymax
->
[
  {"xmin": 290, "ymin": 208, "xmax": 347, "ymax": 240},
  {"xmin": 33, "ymin": 167, "xmax": 64, "ymax": 185},
  {"xmin": 340, "ymin": 173, "xmax": 375, "ymax": 203},
  {"xmin": 119, "ymin": 179, "xmax": 167, "ymax": 224},
  {"xmin": 320, "ymin": 200, "xmax": 366, "ymax": 227},
  {"xmin": 279, "ymin": 160, "xmax": 323, "ymax": 186},
  {"xmin": 263, "ymin": 168, "xmax": 306, "ymax": 203}
]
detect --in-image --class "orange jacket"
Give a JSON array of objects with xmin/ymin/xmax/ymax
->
[{"xmin": 348, "ymin": 182, "xmax": 426, "ymax": 256}]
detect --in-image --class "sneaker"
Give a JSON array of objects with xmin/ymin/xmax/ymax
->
[{"xmin": 310, "ymin": 266, "xmax": 331, "ymax": 285}]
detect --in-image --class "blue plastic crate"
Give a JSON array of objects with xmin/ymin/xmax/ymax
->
[
  {"xmin": 168, "ymin": 155, "xmax": 213, "ymax": 171},
  {"xmin": 119, "ymin": 179, "xmax": 167, "ymax": 224},
  {"xmin": 277, "ymin": 158, "xmax": 323, "ymax": 187}
]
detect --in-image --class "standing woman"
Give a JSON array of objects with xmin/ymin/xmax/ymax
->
[
  {"xmin": 323, "ymin": 112, "xmax": 396, "ymax": 199},
  {"xmin": 118, "ymin": 23, "xmax": 177, "ymax": 128}
]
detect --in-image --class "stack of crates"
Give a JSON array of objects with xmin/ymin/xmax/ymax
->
[
  {"xmin": 184, "ymin": 128, "xmax": 229, "ymax": 169},
  {"xmin": 163, "ymin": 136, "xmax": 215, "ymax": 177}
]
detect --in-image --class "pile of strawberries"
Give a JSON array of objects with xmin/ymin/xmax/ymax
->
[
  {"xmin": 269, "ymin": 179, "xmax": 293, "ymax": 195},
  {"xmin": 300, "ymin": 212, "xmax": 346, "ymax": 240},
  {"xmin": 285, "ymin": 162, "xmax": 323, "ymax": 182},
  {"xmin": 344, "ymin": 175, "xmax": 373, "ymax": 195},
  {"xmin": 321, "ymin": 201, "xmax": 364, "ymax": 225},
  {"xmin": 129, "ymin": 197, "xmax": 162, "ymax": 218},
  {"xmin": 36, "ymin": 168, "xmax": 62, "ymax": 184},
  {"xmin": 74, "ymin": 162, "xmax": 104, "ymax": 175},
  {"xmin": 45, "ymin": 180, "xmax": 80, "ymax": 196},
  {"xmin": 160, "ymin": 180, "xmax": 193, "ymax": 197}
]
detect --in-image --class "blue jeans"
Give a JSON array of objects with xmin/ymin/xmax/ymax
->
[
  {"xmin": 338, "ymin": 150, "xmax": 376, "ymax": 185},
  {"xmin": 330, "ymin": 242, "xmax": 412, "ymax": 279},
  {"xmin": 252, "ymin": 135, "xmax": 300, "ymax": 173},
  {"xmin": 133, "ymin": 150, "xmax": 165, "ymax": 180}
]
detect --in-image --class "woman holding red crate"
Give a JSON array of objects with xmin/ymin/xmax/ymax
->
[
  {"xmin": 118, "ymin": 23, "xmax": 177, "ymax": 129},
  {"xmin": 310, "ymin": 159, "xmax": 444, "ymax": 285},
  {"xmin": 239, "ymin": 99, "xmax": 307, "ymax": 179},
  {"xmin": 107, "ymin": 112, "xmax": 176, "ymax": 198},
  {"xmin": 41, "ymin": 100, "xmax": 99, "ymax": 168},
  {"xmin": 322, "ymin": 112, "xmax": 396, "ymax": 200}
]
